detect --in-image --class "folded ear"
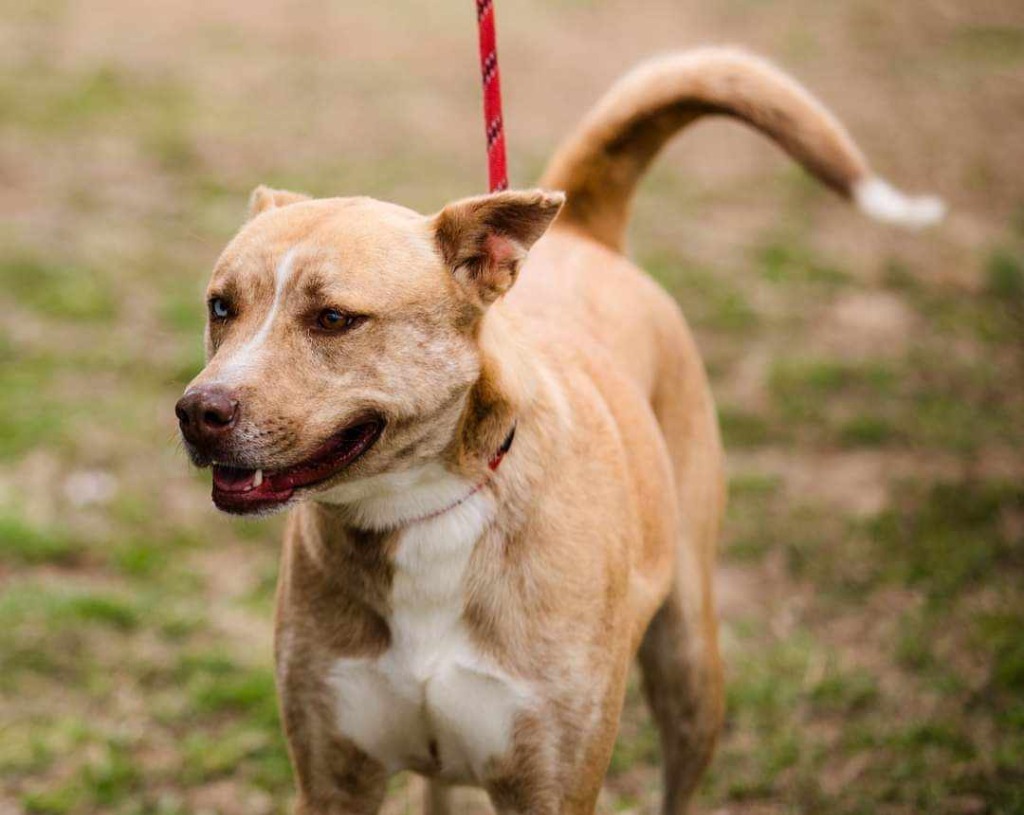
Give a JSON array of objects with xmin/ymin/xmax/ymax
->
[
  {"xmin": 248, "ymin": 185, "xmax": 312, "ymax": 219},
  {"xmin": 433, "ymin": 189, "xmax": 565, "ymax": 307}
]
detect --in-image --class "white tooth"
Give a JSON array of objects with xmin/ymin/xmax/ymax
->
[{"xmin": 253, "ymin": 469, "xmax": 263, "ymax": 488}]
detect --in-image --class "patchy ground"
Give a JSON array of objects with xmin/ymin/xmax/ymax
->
[{"xmin": 1, "ymin": 0, "xmax": 1022, "ymax": 813}]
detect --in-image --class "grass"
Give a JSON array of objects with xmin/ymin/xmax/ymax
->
[
  {"xmin": 0, "ymin": 515, "xmax": 85, "ymax": 566},
  {"xmin": 869, "ymin": 479, "xmax": 1024, "ymax": 598},
  {"xmin": 1, "ymin": 254, "xmax": 117, "ymax": 321},
  {"xmin": 1, "ymin": 0, "xmax": 1022, "ymax": 813},
  {"xmin": 0, "ymin": 583, "xmax": 141, "ymax": 633},
  {"xmin": 756, "ymin": 235, "xmax": 851, "ymax": 286},
  {"xmin": 645, "ymin": 255, "xmax": 761, "ymax": 334},
  {"xmin": 951, "ymin": 25, "xmax": 1024, "ymax": 65}
]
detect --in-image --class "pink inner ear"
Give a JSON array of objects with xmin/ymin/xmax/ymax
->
[{"xmin": 484, "ymin": 233, "xmax": 523, "ymax": 267}]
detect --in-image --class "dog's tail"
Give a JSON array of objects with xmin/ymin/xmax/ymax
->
[{"xmin": 539, "ymin": 48, "xmax": 944, "ymax": 252}]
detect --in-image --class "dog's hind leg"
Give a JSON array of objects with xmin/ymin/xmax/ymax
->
[
  {"xmin": 638, "ymin": 329, "xmax": 726, "ymax": 814},
  {"xmin": 638, "ymin": 579, "xmax": 724, "ymax": 814}
]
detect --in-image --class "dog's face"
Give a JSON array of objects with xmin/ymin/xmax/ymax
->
[{"xmin": 176, "ymin": 186, "xmax": 562, "ymax": 515}]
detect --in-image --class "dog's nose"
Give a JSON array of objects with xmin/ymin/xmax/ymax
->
[{"xmin": 175, "ymin": 386, "xmax": 239, "ymax": 444}]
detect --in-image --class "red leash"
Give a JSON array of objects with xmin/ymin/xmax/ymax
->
[{"xmin": 476, "ymin": 0, "xmax": 508, "ymax": 192}]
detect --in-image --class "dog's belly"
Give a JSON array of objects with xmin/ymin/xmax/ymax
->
[{"xmin": 325, "ymin": 486, "xmax": 532, "ymax": 783}]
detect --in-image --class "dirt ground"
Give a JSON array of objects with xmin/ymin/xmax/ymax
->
[{"xmin": 2, "ymin": 0, "xmax": 1022, "ymax": 813}]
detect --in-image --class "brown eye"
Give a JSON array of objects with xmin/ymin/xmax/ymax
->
[{"xmin": 317, "ymin": 309, "xmax": 364, "ymax": 332}]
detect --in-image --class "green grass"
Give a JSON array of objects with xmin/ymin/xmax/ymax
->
[
  {"xmin": 0, "ymin": 353, "xmax": 67, "ymax": 458},
  {"xmin": 718, "ymin": 406, "xmax": 778, "ymax": 448},
  {"xmin": 986, "ymin": 246, "xmax": 1024, "ymax": 301},
  {"xmin": 868, "ymin": 478, "xmax": 1024, "ymax": 598},
  {"xmin": 0, "ymin": 515, "xmax": 85, "ymax": 565},
  {"xmin": 645, "ymin": 256, "xmax": 761, "ymax": 333},
  {"xmin": 0, "ymin": 62, "xmax": 192, "ymax": 136},
  {"xmin": 18, "ymin": 731, "xmax": 143, "ymax": 814},
  {"xmin": 177, "ymin": 653, "xmax": 279, "ymax": 726},
  {"xmin": 756, "ymin": 236, "xmax": 851, "ymax": 286},
  {"xmin": 759, "ymin": 346, "xmax": 1023, "ymax": 453},
  {"xmin": 0, "ymin": 583, "xmax": 141, "ymax": 632},
  {"xmin": 837, "ymin": 414, "xmax": 897, "ymax": 447},
  {"xmin": 172, "ymin": 653, "xmax": 293, "ymax": 790},
  {"xmin": 770, "ymin": 358, "xmax": 897, "ymax": 405},
  {"xmin": 180, "ymin": 726, "xmax": 290, "ymax": 787},
  {"xmin": 1, "ymin": 254, "xmax": 116, "ymax": 321},
  {"xmin": 951, "ymin": 25, "xmax": 1024, "ymax": 65},
  {"xmin": 973, "ymin": 611, "xmax": 1024, "ymax": 696}
]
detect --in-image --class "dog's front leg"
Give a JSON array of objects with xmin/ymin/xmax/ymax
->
[
  {"xmin": 294, "ymin": 767, "xmax": 387, "ymax": 815},
  {"xmin": 486, "ymin": 780, "xmax": 560, "ymax": 815},
  {"xmin": 296, "ymin": 793, "xmax": 383, "ymax": 815},
  {"xmin": 487, "ymin": 781, "xmax": 600, "ymax": 815},
  {"xmin": 484, "ymin": 729, "xmax": 588, "ymax": 815},
  {"xmin": 295, "ymin": 792, "xmax": 384, "ymax": 815},
  {"xmin": 288, "ymin": 731, "xmax": 388, "ymax": 815}
]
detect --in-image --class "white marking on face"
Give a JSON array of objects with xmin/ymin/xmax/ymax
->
[
  {"xmin": 212, "ymin": 247, "xmax": 299, "ymax": 386},
  {"xmin": 326, "ymin": 480, "xmax": 532, "ymax": 782}
]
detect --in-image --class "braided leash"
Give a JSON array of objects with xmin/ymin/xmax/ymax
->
[{"xmin": 476, "ymin": 0, "xmax": 508, "ymax": 192}]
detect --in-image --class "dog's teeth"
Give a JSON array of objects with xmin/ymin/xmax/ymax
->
[{"xmin": 253, "ymin": 469, "xmax": 263, "ymax": 488}]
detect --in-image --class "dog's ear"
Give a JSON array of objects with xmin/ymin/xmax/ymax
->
[
  {"xmin": 433, "ymin": 189, "xmax": 565, "ymax": 307},
  {"xmin": 248, "ymin": 185, "xmax": 312, "ymax": 219}
]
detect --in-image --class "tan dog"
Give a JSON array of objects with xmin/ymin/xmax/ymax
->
[{"xmin": 176, "ymin": 49, "xmax": 941, "ymax": 814}]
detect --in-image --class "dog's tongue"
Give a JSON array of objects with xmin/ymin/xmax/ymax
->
[{"xmin": 212, "ymin": 465, "xmax": 259, "ymax": 493}]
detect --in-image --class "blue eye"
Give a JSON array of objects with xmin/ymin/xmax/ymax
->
[{"xmin": 209, "ymin": 297, "xmax": 231, "ymax": 320}]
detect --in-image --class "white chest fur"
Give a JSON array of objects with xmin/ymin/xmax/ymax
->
[{"xmin": 325, "ymin": 473, "xmax": 530, "ymax": 783}]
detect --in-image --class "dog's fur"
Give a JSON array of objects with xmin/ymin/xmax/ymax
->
[{"xmin": 179, "ymin": 49, "xmax": 941, "ymax": 814}]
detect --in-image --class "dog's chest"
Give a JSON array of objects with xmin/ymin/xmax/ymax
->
[{"xmin": 326, "ymin": 490, "xmax": 530, "ymax": 783}]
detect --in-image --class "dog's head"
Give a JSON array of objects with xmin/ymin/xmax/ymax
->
[{"xmin": 176, "ymin": 185, "xmax": 563, "ymax": 515}]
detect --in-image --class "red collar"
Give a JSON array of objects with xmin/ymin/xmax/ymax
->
[
  {"xmin": 404, "ymin": 424, "xmax": 516, "ymax": 526},
  {"xmin": 488, "ymin": 424, "xmax": 516, "ymax": 471}
]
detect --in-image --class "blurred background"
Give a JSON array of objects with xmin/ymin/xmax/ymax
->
[{"xmin": 2, "ymin": 0, "xmax": 1022, "ymax": 813}]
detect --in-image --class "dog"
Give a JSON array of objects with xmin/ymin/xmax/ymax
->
[{"xmin": 176, "ymin": 49, "xmax": 941, "ymax": 814}]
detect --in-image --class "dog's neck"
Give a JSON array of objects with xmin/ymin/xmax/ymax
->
[{"xmin": 454, "ymin": 310, "xmax": 524, "ymax": 472}]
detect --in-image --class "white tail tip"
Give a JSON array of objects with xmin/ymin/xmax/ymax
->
[{"xmin": 853, "ymin": 177, "xmax": 946, "ymax": 229}]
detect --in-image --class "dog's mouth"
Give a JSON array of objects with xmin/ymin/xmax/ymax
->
[{"xmin": 210, "ymin": 418, "xmax": 384, "ymax": 515}]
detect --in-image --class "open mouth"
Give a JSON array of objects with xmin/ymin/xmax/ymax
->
[{"xmin": 210, "ymin": 418, "xmax": 384, "ymax": 514}]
